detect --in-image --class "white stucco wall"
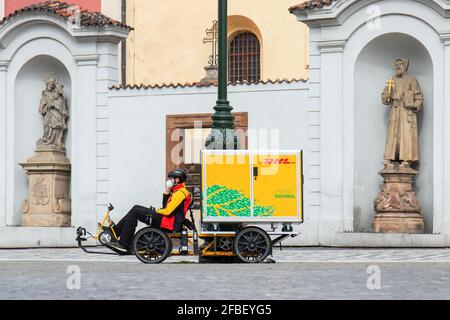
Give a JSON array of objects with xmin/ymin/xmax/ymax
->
[
  {"xmin": 292, "ymin": 0, "xmax": 450, "ymax": 246},
  {"xmin": 107, "ymin": 82, "xmax": 318, "ymax": 245},
  {"xmin": 100, "ymin": 0, "xmax": 123, "ymax": 86},
  {"xmin": 0, "ymin": 12, "xmax": 128, "ymax": 247}
]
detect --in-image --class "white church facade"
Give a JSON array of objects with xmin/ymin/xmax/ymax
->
[{"xmin": 2, "ymin": 0, "xmax": 450, "ymax": 247}]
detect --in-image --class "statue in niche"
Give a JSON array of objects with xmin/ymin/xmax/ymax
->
[
  {"xmin": 381, "ymin": 58, "xmax": 423, "ymax": 169},
  {"xmin": 21, "ymin": 74, "xmax": 72, "ymax": 227},
  {"xmin": 372, "ymin": 58, "xmax": 425, "ymax": 234},
  {"xmin": 37, "ymin": 75, "xmax": 68, "ymax": 151}
]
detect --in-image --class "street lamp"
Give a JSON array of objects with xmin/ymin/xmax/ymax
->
[{"xmin": 205, "ymin": 0, "xmax": 239, "ymax": 150}]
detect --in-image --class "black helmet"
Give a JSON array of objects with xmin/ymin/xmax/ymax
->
[{"xmin": 168, "ymin": 169, "xmax": 187, "ymax": 182}]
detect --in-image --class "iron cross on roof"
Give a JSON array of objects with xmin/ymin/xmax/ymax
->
[{"xmin": 203, "ymin": 20, "xmax": 219, "ymax": 67}]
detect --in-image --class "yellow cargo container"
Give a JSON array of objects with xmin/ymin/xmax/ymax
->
[{"xmin": 201, "ymin": 150, "xmax": 303, "ymax": 224}]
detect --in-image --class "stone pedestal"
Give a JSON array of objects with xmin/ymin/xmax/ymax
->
[
  {"xmin": 199, "ymin": 65, "xmax": 218, "ymax": 85},
  {"xmin": 20, "ymin": 149, "xmax": 71, "ymax": 227},
  {"xmin": 372, "ymin": 165, "xmax": 424, "ymax": 233}
]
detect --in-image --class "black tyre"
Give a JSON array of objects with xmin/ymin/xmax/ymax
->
[
  {"xmin": 233, "ymin": 227, "xmax": 272, "ymax": 263},
  {"xmin": 132, "ymin": 227, "xmax": 172, "ymax": 264}
]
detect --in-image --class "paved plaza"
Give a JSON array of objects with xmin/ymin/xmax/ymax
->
[{"xmin": 1, "ymin": 247, "xmax": 450, "ymax": 300}]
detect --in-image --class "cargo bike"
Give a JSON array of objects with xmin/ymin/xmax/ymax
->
[{"xmin": 76, "ymin": 150, "xmax": 304, "ymax": 264}]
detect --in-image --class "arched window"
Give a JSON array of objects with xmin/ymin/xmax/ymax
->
[{"xmin": 228, "ymin": 32, "xmax": 261, "ymax": 83}]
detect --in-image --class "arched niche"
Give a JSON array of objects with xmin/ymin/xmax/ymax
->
[
  {"xmin": 353, "ymin": 33, "xmax": 433, "ymax": 233},
  {"xmin": 14, "ymin": 55, "xmax": 72, "ymax": 221}
]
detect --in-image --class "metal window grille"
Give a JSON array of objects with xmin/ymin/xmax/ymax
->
[{"xmin": 229, "ymin": 32, "xmax": 261, "ymax": 83}]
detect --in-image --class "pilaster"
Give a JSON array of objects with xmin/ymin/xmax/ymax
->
[
  {"xmin": 0, "ymin": 60, "xmax": 9, "ymax": 227},
  {"xmin": 71, "ymin": 55, "xmax": 98, "ymax": 230},
  {"xmin": 317, "ymin": 39, "xmax": 346, "ymax": 241},
  {"xmin": 440, "ymin": 33, "xmax": 450, "ymax": 234}
]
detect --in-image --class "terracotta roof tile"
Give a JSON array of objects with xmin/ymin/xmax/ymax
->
[
  {"xmin": 0, "ymin": 0, "xmax": 133, "ymax": 30},
  {"xmin": 289, "ymin": 0, "xmax": 336, "ymax": 14},
  {"xmin": 109, "ymin": 78, "xmax": 307, "ymax": 90}
]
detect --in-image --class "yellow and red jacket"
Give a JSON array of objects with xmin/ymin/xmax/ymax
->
[{"xmin": 156, "ymin": 183, "xmax": 191, "ymax": 231}]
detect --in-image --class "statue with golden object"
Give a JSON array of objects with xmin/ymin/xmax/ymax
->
[
  {"xmin": 372, "ymin": 59, "xmax": 425, "ymax": 234},
  {"xmin": 381, "ymin": 59, "xmax": 423, "ymax": 169}
]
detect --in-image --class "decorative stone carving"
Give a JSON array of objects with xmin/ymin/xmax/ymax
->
[
  {"xmin": 372, "ymin": 59, "xmax": 425, "ymax": 233},
  {"xmin": 373, "ymin": 166, "xmax": 424, "ymax": 233},
  {"xmin": 20, "ymin": 74, "xmax": 71, "ymax": 227},
  {"xmin": 31, "ymin": 175, "xmax": 50, "ymax": 205},
  {"xmin": 198, "ymin": 20, "xmax": 219, "ymax": 85}
]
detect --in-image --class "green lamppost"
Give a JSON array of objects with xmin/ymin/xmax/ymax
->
[{"xmin": 205, "ymin": 0, "xmax": 239, "ymax": 150}]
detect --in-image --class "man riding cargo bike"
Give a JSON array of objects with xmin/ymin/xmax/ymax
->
[
  {"xmin": 77, "ymin": 150, "xmax": 304, "ymax": 263},
  {"xmin": 77, "ymin": 168, "xmax": 195, "ymax": 259},
  {"xmin": 103, "ymin": 169, "xmax": 192, "ymax": 254}
]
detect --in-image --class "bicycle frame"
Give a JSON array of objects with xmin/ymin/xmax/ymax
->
[
  {"xmin": 94, "ymin": 206, "xmax": 118, "ymax": 241},
  {"xmin": 76, "ymin": 204, "xmax": 122, "ymax": 255}
]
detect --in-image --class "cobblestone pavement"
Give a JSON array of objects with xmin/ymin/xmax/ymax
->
[
  {"xmin": 1, "ymin": 247, "xmax": 450, "ymax": 300},
  {"xmin": 2, "ymin": 247, "xmax": 450, "ymax": 263}
]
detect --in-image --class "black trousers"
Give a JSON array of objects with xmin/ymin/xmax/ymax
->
[{"xmin": 114, "ymin": 205, "xmax": 162, "ymax": 248}]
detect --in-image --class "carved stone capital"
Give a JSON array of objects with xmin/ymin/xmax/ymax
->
[
  {"xmin": 0, "ymin": 60, "xmax": 10, "ymax": 72},
  {"xmin": 317, "ymin": 39, "xmax": 346, "ymax": 53}
]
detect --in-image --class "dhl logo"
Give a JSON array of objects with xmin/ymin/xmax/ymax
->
[{"xmin": 259, "ymin": 158, "xmax": 295, "ymax": 165}]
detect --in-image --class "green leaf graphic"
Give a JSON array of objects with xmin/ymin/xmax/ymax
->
[{"xmin": 204, "ymin": 184, "xmax": 275, "ymax": 217}]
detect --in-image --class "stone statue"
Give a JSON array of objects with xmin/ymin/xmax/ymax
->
[
  {"xmin": 372, "ymin": 58, "xmax": 425, "ymax": 234},
  {"xmin": 20, "ymin": 74, "xmax": 71, "ymax": 227},
  {"xmin": 37, "ymin": 76, "xmax": 68, "ymax": 151},
  {"xmin": 381, "ymin": 58, "xmax": 423, "ymax": 169}
]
